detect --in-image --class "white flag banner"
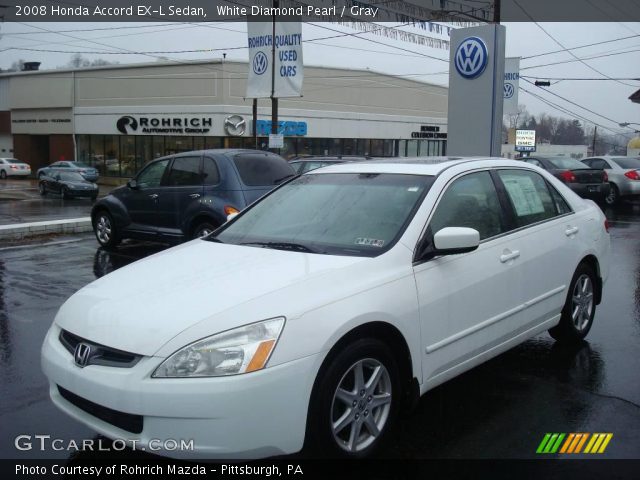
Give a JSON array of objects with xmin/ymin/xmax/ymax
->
[
  {"xmin": 246, "ymin": 20, "xmax": 303, "ymax": 99},
  {"xmin": 503, "ymin": 57, "xmax": 520, "ymax": 115}
]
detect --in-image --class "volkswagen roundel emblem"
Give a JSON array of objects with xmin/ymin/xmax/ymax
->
[
  {"xmin": 504, "ymin": 82, "xmax": 515, "ymax": 98},
  {"xmin": 224, "ymin": 115, "xmax": 246, "ymax": 136},
  {"xmin": 454, "ymin": 36, "xmax": 488, "ymax": 79},
  {"xmin": 73, "ymin": 342, "xmax": 92, "ymax": 368},
  {"xmin": 253, "ymin": 51, "xmax": 268, "ymax": 75}
]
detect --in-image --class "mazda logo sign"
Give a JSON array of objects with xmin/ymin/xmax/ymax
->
[
  {"xmin": 454, "ymin": 37, "xmax": 488, "ymax": 79},
  {"xmin": 73, "ymin": 343, "xmax": 92, "ymax": 368},
  {"xmin": 224, "ymin": 115, "xmax": 247, "ymax": 136}
]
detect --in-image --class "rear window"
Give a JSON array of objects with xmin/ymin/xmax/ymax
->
[
  {"xmin": 546, "ymin": 158, "xmax": 588, "ymax": 170},
  {"xmin": 614, "ymin": 158, "xmax": 640, "ymax": 169},
  {"xmin": 72, "ymin": 162, "xmax": 92, "ymax": 169},
  {"xmin": 7, "ymin": 159, "xmax": 22, "ymax": 164},
  {"xmin": 233, "ymin": 154, "xmax": 295, "ymax": 186}
]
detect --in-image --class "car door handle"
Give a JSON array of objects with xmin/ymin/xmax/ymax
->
[
  {"xmin": 565, "ymin": 226, "xmax": 579, "ymax": 236},
  {"xmin": 148, "ymin": 194, "xmax": 159, "ymax": 199},
  {"xmin": 189, "ymin": 193, "xmax": 201, "ymax": 199},
  {"xmin": 500, "ymin": 250, "xmax": 520, "ymax": 263}
]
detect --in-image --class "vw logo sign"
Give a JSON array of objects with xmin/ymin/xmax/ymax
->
[
  {"xmin": 454, "ymin": 37, "xmax": 488, "ymax": 79},
  {"xmin": 253, "ymin": 51, "xmax": 268, "ymax": 76},
  {"xmin": 224, "ymin": 115, "xmax": 246, "ymax": 136},
  {"xmin": 504, "ymin": 82, "xmax": 515, "ymax": 98}
]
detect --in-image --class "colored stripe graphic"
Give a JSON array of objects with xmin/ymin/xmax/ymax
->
[{"xmin": 538, "ymin": 433, "xmax": 613, "ymax": 454}]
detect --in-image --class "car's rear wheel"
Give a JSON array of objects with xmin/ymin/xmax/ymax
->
[
  {"xmin": 38, "ymin": 182, "xmax": 47, "ymax": 195},
  {"xmin": 549, "ymin": 263, "xmax": 597, "ymax": 343},
  {"xmin": 0, "ymin": 170, "xmax": 6, "ymax": 179},
  {"xmin": 93, "ymin": 211, "xmax": 120, "ymax": 249},
  {"xmin": 604, "ymin": 183, "xmax": 619, "ymax": 206},
  {"xmin": 192, "ymin": 221, "xmax": 216, "ymax": 239},
  {"xmin": 306, "ymin": 338, "xmax": 400, "ymax": 458}
]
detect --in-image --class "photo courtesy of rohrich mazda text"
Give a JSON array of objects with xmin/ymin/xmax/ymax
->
[{"xmin": 41, "ymin": 158, "xmax": 610, "ymax": 458}]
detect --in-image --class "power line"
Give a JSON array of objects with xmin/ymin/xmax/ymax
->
[
  {"xmin": 521, "ymin": 76, "xmax": 640, "ymax": 81},
  {"xmin": 520, "ymin": 34, "xmax": 640, "ymax": 60}
]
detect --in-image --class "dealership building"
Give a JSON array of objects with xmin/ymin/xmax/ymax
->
[{"xmin": 0, "ymin": 59, "xmax": 448, "ymax": 178}]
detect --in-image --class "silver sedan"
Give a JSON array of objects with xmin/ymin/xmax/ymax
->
[{"xmin": 582, "ymin": 156, "xmax": 640, "ymax": 206}]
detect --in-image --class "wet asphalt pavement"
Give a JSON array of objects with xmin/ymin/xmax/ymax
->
[{"xmin": 0, "ymin": 204, "xmax": 639, "ymax": 461}]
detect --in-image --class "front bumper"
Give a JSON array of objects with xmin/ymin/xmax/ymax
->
[
  {"xmin": 41, "ymin": 324, "xmax": 320, "ymax": 459},
  {"xmin": 67, "ymin": 188, "xmax": 98, "ymax": 198}
]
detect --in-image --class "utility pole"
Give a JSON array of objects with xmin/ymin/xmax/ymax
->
[
  {"xmin": 253, "ymin": 98, "xmax": 258, "ymax": 149},
  {"xmin": 270, "ymin": 0, "xmax": 279, "ymax": 151},
  {"xmin": 493, "ymin": 0, "xmax": 501, "ymax": 23},
  {"xmin": 592, "ymin": 125, "xmax": 598, "ymax": 156}
]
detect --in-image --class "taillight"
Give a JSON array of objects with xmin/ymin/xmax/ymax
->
[
  {"xmin": 604, "ymin": 219, "xmax": 610, "ymax": 233},
  {"xmin": 224, "ymin": 205, "xmax": 239, "ymax": 216},
  {"xmin": 9, "ymin": 165, "xmax": 17, "ymax": 169},
  {"xmin": 559, "ymin": 170, "xmax": 576, "ymax": 183},
  {"xmin": 624, "ymin": 170, "xmax": 640, "ymax": 180},
  {"xmin": 603, "ymin": 171, "xmax": 608, "ymax": 182}
]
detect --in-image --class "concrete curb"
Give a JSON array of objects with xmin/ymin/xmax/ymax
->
[{"xmin": 0, "ymin": 217, "xmax": 92, "ymax": 241}]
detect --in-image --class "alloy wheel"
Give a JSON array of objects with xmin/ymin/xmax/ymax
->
[
  {"xmin": 330, "ymin": 358, "xmax": 392, "ymax": 453},
  {"xmin": 571, "ymin": 274, "xmax": 594, "ymax": 331},
  {"xmin": 96, "ymin": 215, "xmax": 112, "ymax": 244}
]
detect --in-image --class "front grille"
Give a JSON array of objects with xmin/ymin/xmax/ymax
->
[
  {"xmin": 59, "ymin": 329, "xmax": 142, "ymax": 368},
  {"xmin": 58, "ymin": 386, "xmax": 143, "ymax": 434}
]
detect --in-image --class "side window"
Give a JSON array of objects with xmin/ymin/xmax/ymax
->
[
  {"xmin": 525, "ymin": 158, "xmax": 543, "ymax": 168},
  {"xmin": 166, "ymin": 156, "xmax": 201, "ymax": 186},
  {"xmin": 497, "ymin": 170, "xmax": 558, "ymax": 227},
  {"xmin": 137, "ymin": 159, "xmax": 170, "ymax": 188},
  {"xmin": 589, "ymin": 159, "xmax": 604, "ymax": 169},
  {"xmin": 202, "ymin": 157, "xmax": 221, "ymax": 185},
  {"xmin": 548, "ymin": 184, "xmax": 572, "ymax": 215},
  {"xmin": 582, "ymin": 159, "xmax": 593, "ymax": 167},
  {"xmin": 602, "ymin": 161, "xmax": 612, "ymax": 169},
  {"xmin": 429, "ymin": 171, "xmax": 505, "ymax": 241}
]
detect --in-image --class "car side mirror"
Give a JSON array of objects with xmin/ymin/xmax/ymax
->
[
  {"xmin": 127, "ymin": 179, "xmax": 138, "ymax": 189},
  {"xmin": 433, "ymin": 227, "xmax": 480, "ymax": 255}
]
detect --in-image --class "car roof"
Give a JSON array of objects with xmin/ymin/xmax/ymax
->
[{"xmin": 306, "ymin": 156, "xmax": 517, "ymax": 175}]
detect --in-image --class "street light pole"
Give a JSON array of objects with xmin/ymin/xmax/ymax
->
[{"xmin": 270, "ymin": 0, "xmax": 279, "ymax": 150}]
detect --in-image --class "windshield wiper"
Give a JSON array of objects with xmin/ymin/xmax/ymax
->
[
  {"xmin": 273, "ymin": 174, "xmax": 296, "ymax": 184},
  {"xmin": 241, "ymin": 241, "xmax": 317, "ymax": 253}
]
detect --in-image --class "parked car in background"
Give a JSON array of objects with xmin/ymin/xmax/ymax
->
[
  {"xmin": 0, "ymin": 158, "xmax": 31, "ymax": 178},
  {"xmin": 91, "ymin": 149, "xmax": 295, "ymax": 248},
  {"xmin": 581, "ymin": 156, "xmax": 640, "ymax": 206},
  {"xmin": 518, "ymin": 155, "xmax": 609, "ymax": 203},
  {"xmin": 37, "ymin": 161, "xmax": 99, "ymax": 182},
  {"xmin": 289, "ymin": 156, "xmax": 371, "ymax": 174},
  {"xmin": 39, "ymin": 171, "xmax": 99, "ymax": 200},
  {"xmin": 43, "ymin": 158, "xmax": 609, "ymax": 459}
]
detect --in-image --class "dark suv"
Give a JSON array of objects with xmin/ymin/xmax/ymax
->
[{"xmin": 91, "ymin": 149, "xmax": 295, "ymax": 248}]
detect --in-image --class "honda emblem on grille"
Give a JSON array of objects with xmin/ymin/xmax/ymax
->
[{"xmin": 73, "ymin": 343, "xmax": 92, "ymax": 368}]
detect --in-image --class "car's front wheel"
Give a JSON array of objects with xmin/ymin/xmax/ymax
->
[
  {"xmin": 604, "ymin": 183, "xmax": 619, "ymax": 206},
  {"xmin": 38, "ymin": 182, "xmax": 47, "ymax": 195},
  {"xmin": 549, "ymin": 263, "xmax": 597, "ymax": 343},
  {"xmin": 0, "ymin": 170, "xmax": 6, "ymax": 179},
  {"xmin": 192, "ymin": 221, "xmax": 216, "ymax": 239},
  {"xmin": 93, "ymin": 210, "xmax": 120, "ymax": 249},
  {"xmin": 306, "ymin": 338, "xmax": 400, "ymax": 457}
]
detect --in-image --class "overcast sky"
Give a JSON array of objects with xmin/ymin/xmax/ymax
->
[{"xmin": 1, "ymin": 21, "xmax": 639, "ymax": 140}]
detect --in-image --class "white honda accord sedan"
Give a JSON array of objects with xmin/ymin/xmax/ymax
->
[{"xmin": 41, "ymin": 158, "xmax": 610, "ymax": 459}]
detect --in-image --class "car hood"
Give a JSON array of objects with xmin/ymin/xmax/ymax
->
[
  {"xmin": 55, "ymin": 240, "xmax": 368, "ymax": 356},
  {"xmin": 67, "ymin": 182, "xmax": 94, "ymax": 188}
]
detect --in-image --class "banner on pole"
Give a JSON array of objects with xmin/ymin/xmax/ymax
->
[
  {"xmin": 246, "ymin": 20, "xmax": 303, "ymax": 99},
  {"xmin": 503, "ymin": 57, "xmax": 520, "ymax": 115}
]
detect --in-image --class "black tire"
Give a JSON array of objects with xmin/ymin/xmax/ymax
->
[
  {"xmin": 61, "ymin": 186, "xmax": 71, "ymax": 199},
  {"xmin": 192, "ymin": 221, "xmax": 216, "ymax": 239},
  {"xmin": 549, "ymin": 263, "xmax": 597, "ymax": 343},
  {"xmin": 93, "ymin": 210, "xmax": 121, "ymax": 249},
  {"xmin": 91, "ymin": 195, "xmax": 98, "ymax": 202},
  {"xmin": 0, "ymin": 170, "xmax": 6, "ymax": 179},
  {"xmin": 305, "ymin": 338, "xmax": 401, "ymax": 458},
  {"xmin": 38, "ymin": 172, "xmax": 45, "ymax": 179},
  {"xmin": 604, "ymin": 183, "xmax": 619, "ymax": 207},
  {"xmin": 38, "ymin": 182, "xmax": 47, "ymax": 196}
]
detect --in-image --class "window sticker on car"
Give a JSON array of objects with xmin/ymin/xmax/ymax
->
[
  {"xmin": 501, "ymin": 174, "xmax": 545, "ymax": 216},
  {"xmin": 355, "ymin": 238, "xmax": 385, "ymax": 247}
]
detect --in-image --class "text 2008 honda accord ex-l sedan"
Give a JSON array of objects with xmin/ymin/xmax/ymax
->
[{"xmin": 41, "ymin": 158, "xmax": 610, "ymax": 459}]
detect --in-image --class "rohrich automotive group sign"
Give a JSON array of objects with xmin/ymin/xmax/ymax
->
[{"xmin": 115, "ymin": 115, "xmax": 213, "ymax": 135}]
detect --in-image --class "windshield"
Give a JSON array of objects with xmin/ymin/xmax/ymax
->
[
  {"xmin": 212, "ymin": 173, "xmax": 434, "ymax": 257},
  {"xmin": 7, "ymin": 159, "xmax": 22, "ymax": 164},
  {"xmin": 59, "ymin": 172, "xmax": 86, "ymax": 182},
  {"xmin": 614, "ymin": 158, "xmax": 640, "ymax": 169},
  {"xmin": 547, "ymin": 158, "xmax": 589, "ymax": 170}
]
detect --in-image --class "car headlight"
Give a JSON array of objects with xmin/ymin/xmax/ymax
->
[{"xmin": 152, "ymin": 317, "xmax": 285, "ymax": 378}]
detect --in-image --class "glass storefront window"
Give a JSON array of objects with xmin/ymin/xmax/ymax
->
[
  {"xmin": 407, "ymin": 140, "xmax": 418, "ymax": 157},
  {"xmin": 87, "ymin": 135, "xmax": 105, "ymax": 174},
  {"xmin": 153, "ymin": 137, "xmax": 164, "ymax": 160},
  {"xmin": 342, "ymin": 139, "xmax": 357, "ymax": 155},
  {"xmin": 193, "ymin": 137, "xmax": 205, "ymax": 151},
  {"xmin": 120, "ymin": 136, "xmax": 136, "ymax": 178},
  {"xmin": 398, "ymin": 140, "xmax": 407, "ymax": 157},
  {"xmin": 104, "ymin": 135, "xmax": 119, "ymax": 176},
  {"xmin": 136, "ymin": 136, "xmax": 153, "ymax": 170},
  {"xmin": 356, "ymin": 139, "xmax": 370, "ymax": 156},
  {"xmin": 383, "ymin": 140, "xmax": 395, "ymax": 157},
  {"xmin": 205, "ymin": 137, "xmax": 223, "ymax": 149},
  {"xmin": 370, "ymin": 139, "xmax": 384, "ymax": 156},
  {"xmin": 165, "ymin": 136, "xmax": 193, "ymax": 155}
]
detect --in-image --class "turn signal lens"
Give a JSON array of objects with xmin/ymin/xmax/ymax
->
[
  {"xmin": 603, "ymin": 171, "xmax": 608, "ymax": 182},
  {"xmin": 604, "ymin": 219, "xmax": 610, "ymax": 233},
  {"xmin": 624, "ymin": 170, "xmax": 640, "ymax": 180},
  {"xmin": 224, "ymin": 205, "xmax": 239, "ymax": 216}
]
